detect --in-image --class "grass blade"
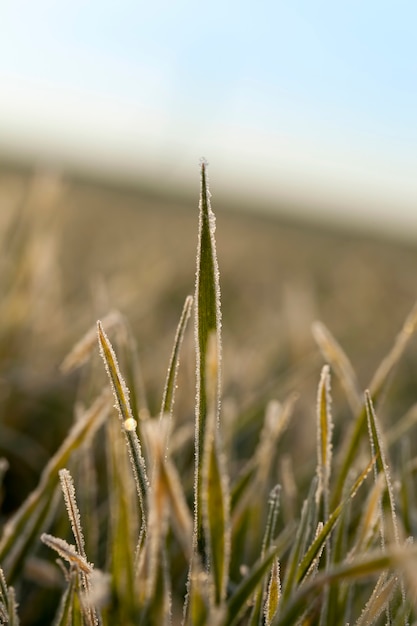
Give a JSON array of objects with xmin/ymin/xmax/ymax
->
[
  {"xmin": 296, "ymin": 455, "xmax": 375, "ymax": 586},
  {"xmin": 194, "ymin": 160, "xmax": 222, "ymax": 558},
  {"xmin": 316, "ymin": 365, "xmax": 333, "ymax": 519},
  {"xmin": 97, "ymin": 320, "xmax": 149, "ymax": 523},
  {"xmin": 249, "ymin": 486, "xmax": 281, "ymax": 626},
  {"xmin": 202, "ymin": 333, "xmax": 230, "ymax": 606},
  {"xmin": 265, "ymin": 559, "xmax": 281, "ymax": 626},
  {"xmin": 59, "ymin": 469, "xmax": 87, "ymax": 561},
  {"xmin": 160, "ymin": 294, "xmax": 193, "ymax": 420},
  {"xmin": 105, "ymin": 411, "xmax": 139, "ymax": 622}
]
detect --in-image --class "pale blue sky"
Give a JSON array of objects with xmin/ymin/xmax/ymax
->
[{"xmin": 1, "ymin": 1, "xmax": 416, "ymax": 235}]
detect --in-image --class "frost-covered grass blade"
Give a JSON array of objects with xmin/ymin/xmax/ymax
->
[
  {"xmin": 160, "ymin": 294, "xmax": 193, "ymax": 420},
  {"xmin": 97, "ymin": 320, "xmax": 149, "ymax": 522},
  {"xmin": 194, "ymin": 160, "xmax": 222, "ymax": 558}
]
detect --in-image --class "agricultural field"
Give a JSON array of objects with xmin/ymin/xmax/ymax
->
[{"xmin": 1, "ymin": 160, "xmax": 417, "ymax": 624}]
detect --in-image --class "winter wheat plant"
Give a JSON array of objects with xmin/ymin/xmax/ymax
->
[{"xmin": 1, "ymin": 161, "xmax": 417, "ymax": 624}]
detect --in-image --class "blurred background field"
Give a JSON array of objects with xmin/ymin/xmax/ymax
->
[{"xmin": 2, "ymin": 159, "xmax": 417, "ymax": 519}]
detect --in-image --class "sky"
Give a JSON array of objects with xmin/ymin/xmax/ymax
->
[{"xmin": 0, "ymin": 1, "xmax": 416, "ymax": 237}]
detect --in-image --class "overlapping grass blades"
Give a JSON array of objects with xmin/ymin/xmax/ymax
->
[{"xmin": 2, "ymin": 163, "xmax": 417, "ymax": 624}]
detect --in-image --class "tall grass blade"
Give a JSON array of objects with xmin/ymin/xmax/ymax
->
[{"xmin": 194, "ymin": 160, "xmax": 222, "ymax": 557}]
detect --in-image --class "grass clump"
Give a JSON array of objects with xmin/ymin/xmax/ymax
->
[{"xmin": 1, "ymin": 162, "xmax": 417, "ymax": 625}]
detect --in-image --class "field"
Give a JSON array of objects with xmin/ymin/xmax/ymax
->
[{"xmin": 1, "ymin": 161, "xmax": 417, "ymax": 624}]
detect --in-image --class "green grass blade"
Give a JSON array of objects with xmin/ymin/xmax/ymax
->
[
  {"xmin": 97, "ymin": 320, "xmax": 149, "ymax": 522},
  {"xmin": 280, "ymin": 478, "xmax": 317, "ymax": 604},
  {"xmin": 365, "ymin": 390, "xmax": 405, "ymax": 613},
  {"xmin": 296, "ymin": 456, "xmax": 375, "ymax": 586},
  {"xmin": 194, "ymin": 160, "xmax": 222, "ymax": 557},
  {"xmin": 202, "ymin": 333, "xmax": 230, "ymax": 606},
  {"xmin": 160, "ymin": 294, "xmax": 193, "ymax": 420},
  {"xmin": 105, "ymin": 414, "xmax": 138, "ymax": 622},
  {"xmin": 248, "ymin": 486, "xmax": 281, "ymax": 626},
  {"xmin": 365, "ymin": 391, "xmax": 401, "ymax": 545}
]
